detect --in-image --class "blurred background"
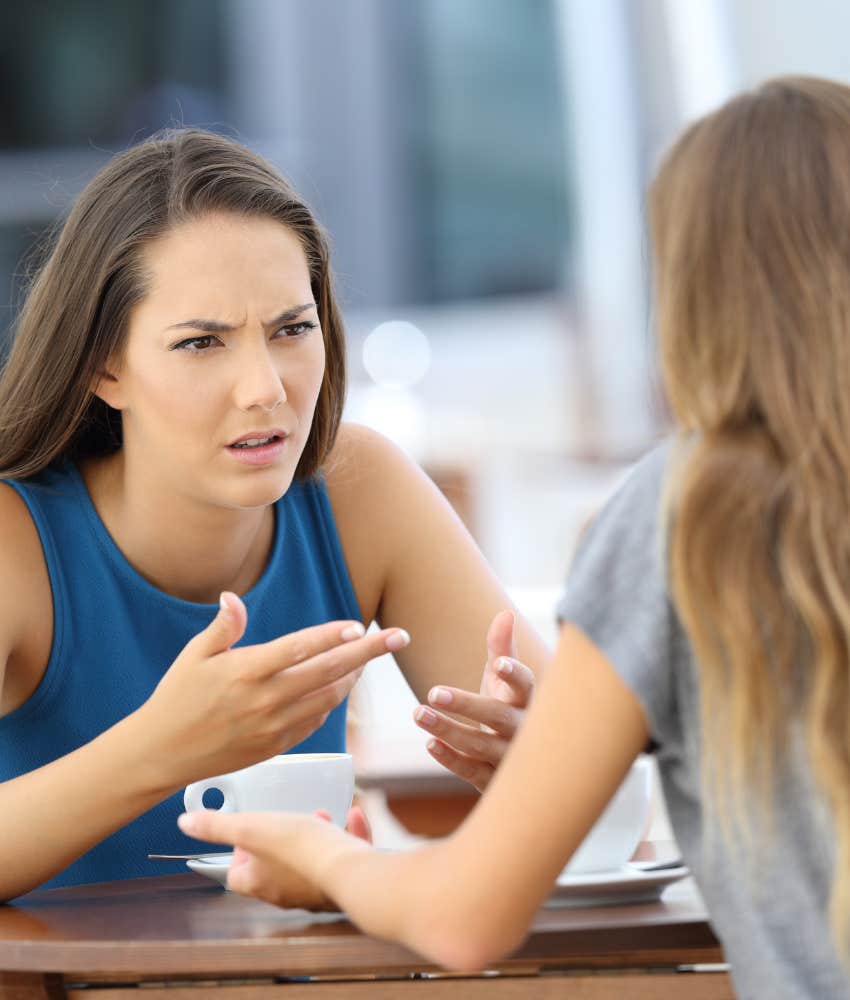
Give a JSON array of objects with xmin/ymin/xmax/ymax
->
[{"xmin": 1, "ymin": 0, "xmax": 848, "ymax": 814}]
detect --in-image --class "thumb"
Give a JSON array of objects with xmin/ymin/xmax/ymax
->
[
  {"xmin": 486, "ymin": 609, "xmax": 517, "ymax": 665},
  {"xmin": 195, "ymin": 591, "xmax": 248, "ymax": 656}
]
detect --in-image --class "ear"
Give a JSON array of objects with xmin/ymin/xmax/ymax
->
[{"xmin": 90, "ymin": 364, "xmax": 125, "ymax": 411}]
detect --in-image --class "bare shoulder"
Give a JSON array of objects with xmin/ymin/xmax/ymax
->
[
  {"xmin": 0, "ymin": 483, "xmax": 53, "ymax": 712},
  {"xmin": 323, "ymin": 423, "xmax": 423, "ymax": 500}
]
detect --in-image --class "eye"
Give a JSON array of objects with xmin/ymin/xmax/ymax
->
[
  {"xmin": 171, "ymin": 335, "xmax": 221, "ymax": 353},
  {"xmin": 274, "ymin": 320, "xmax": 318, "ymax": 339}
]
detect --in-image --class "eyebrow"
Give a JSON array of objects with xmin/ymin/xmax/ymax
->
[{"xmin": 166, "ymin": 302, "xmax": 317, "ymax": 334}]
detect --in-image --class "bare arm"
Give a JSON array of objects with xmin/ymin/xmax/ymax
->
[
  {"xmin": 182, "ymin": 625, "xmax": 650, "ymax": 969},
  {"xmin": 325, "ymin": 425, "xmax": 550, "ymax": 697},
  {"xmin": 325, "ymin": 425, "xmax": 550, "ymax": 788}
]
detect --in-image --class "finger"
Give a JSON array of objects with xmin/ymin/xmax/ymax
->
[
  {"xmin": 238, "ymin": 619, "xmax": 368, "ymax": 678},
  {"xmin": 178, "ymin": 809, "xmax": 289, "ymax": 859},
  {"xmin": 345, "ymin": 805, "xmax": 372, "ymax": 843},
  {"xmin": 422, "ymin": 688, "xmax": 522, "ymax": 734},
  {"xmin": 485, "ymin": 656, "xmax": 536, "ymax": 706},
  {"xmin": 186, "ymin": 592, "xmax": 248, "ymax": 657},
  {"xmin": 274, "ymin": 663, "xmax": 364, "ymax": 737},
  {"xmin": 275, "ymin": 712, "xmax": 333, "ymax": 754},
  {"xmin": 269, "ymin": 630, "xmax": 406, "ymax": 701},
  {"xmin": 414, "ymin": 706, "xmax": 508, "ymax": 764},
  {"xmin": 425, "ymin": 739, "xmax": 493, "ymax": 793},
  {"xmin": 232, "ymin": 846, "xmax": 253, "ymax": 869},
  {"xmin": 486, "ymin": 610, "xmax": 518, "ymax": 664},
  {"xmin": 239, "ymin": 623, "xmax": 409, "ymax": 684}
]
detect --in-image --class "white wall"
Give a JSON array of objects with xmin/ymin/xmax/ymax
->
[{"xmin": 732, "ymin": 0, "xmax": 850, "ymax": 86}]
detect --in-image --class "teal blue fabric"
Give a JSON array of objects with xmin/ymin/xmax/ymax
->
[{"xmin": 2, "ymin": 461, "xmax": 360, "ymax": 891}]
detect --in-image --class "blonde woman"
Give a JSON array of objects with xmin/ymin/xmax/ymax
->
[{"xmin": 184, "ymin": 77, "xmax": 850, "ymax": 998}]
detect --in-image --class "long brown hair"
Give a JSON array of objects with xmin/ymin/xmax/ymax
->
[
  {"xmin": 651, "ymin": 77, "xmax": 850, "ymax": 947},
  {"xmin": 0, "ymin": 128, "xmax": 346, "ymax": 481}
]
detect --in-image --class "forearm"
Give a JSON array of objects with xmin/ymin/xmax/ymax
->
[
  {"xmin": 317, "ymin": 833, "xmax": 524, "ymax": 971},
  {"xmin": 0, "ymin": 709, "xmax": 179, "ymax": 899}
]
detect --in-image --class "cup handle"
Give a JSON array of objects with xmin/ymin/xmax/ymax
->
[{"xmin": 183, "ymin": 776, "xmax": 236, "ymax": 813}]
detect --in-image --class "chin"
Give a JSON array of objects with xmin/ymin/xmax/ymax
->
[{"xmin": 223, "ymin": 466, "xmax": 298, "ymax": 510}]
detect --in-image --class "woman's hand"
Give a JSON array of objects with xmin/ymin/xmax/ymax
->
[
  {"xmin": 412, "ymin": 610, "xmax": 535, "ymax": 792},
  {"xmin": 135, "ymin": 591, "xmax": 410, "ymax": 791},
  {"xmin": 178, "ymin": 807, "xmax": 367, "ymax": 911}
]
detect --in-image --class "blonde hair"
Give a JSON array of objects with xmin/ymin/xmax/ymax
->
[{"xmin": 651, "ymin": 77, "xmax": 850, "ymax": 949}]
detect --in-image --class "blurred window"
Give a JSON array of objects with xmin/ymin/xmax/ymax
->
[
  {"xmin": 0, "ymin": 0, "xmax": 228, "ymax": 150},
  {"xmin": 418, "ymin": 0, "xmax": 570, "ymax": 301},
  {"xmin": 0, "ymin": 0, "xmax": 570, "ymax": 351}
]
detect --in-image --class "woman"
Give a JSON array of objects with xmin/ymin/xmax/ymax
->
[
  {"xmin": 0, "ymin": 129, "xmax": 548, "ymax": 898},
  {"xmin": 184, "ymin": 77, "xmax": 850, "ymax": 998}
]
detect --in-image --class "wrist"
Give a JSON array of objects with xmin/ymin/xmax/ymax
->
[{"xmin": 103, "ymin": 707, "xmax": 185, "ymax": 802}]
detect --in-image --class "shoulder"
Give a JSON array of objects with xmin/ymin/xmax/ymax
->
[
  {"xmin": 0, "ymin": 482, "xmax": 52, "ymax": 672},
  {"xmin": 558, "ymin": 439, "xmax": 678, "ymax": 637},
  {"xmin": 322, "ymin": 422, "xmax": 428, "ymax": 506}
]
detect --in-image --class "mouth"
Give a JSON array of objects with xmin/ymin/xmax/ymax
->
[{"xmin": 227, "ymin": 429, "xmax": 288, "ymax": 450}]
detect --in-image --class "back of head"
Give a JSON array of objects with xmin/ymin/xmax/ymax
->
[
  {"xmin": 650, "ymin": 77, "xmax": 850, "ymax": 950},
  {"xmin": 0, "ymin": 129, "xmax": 346, "ymax": 481}
]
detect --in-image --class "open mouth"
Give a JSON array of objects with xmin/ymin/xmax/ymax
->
[{"xmin": 229, "ymin": 434, "xmax": 283, "ymax": 450}]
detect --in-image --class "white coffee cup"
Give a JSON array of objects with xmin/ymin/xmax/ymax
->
[
  {"xmin": 563, "ymin": 756, "xmax": 653, "ymax": 875},
  {"xmin": 183, "ymin": 752, "xmax": 355, "ymax": 827}
]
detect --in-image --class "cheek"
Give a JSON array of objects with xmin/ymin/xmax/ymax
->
[
  {"xmin": 286, "ymin": 339, "xmax": 327, "ymax": 413},
  {"xmin": 128, "ymin": 361, "xmax": 223, "ymax": 433}
]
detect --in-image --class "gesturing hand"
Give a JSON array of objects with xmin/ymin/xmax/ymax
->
[
  {"xmin": 413, "ymin": 610, "xmax": 535, "ymax": 792},
  {"xmin": 138, "ymin": 591, "xmax": 410, "ymax": 790}
]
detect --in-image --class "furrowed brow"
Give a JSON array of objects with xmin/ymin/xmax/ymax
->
[
  {"xmin": 166, "ymin": 303, "xmax": 316, "ymax": 334},
  {"xmin": 263, "ymin": 303, "xmax": 317, "ymax": 327},
  {"xmin": 167, "ymin": 318, "xmax": 235, "ymax": 333}
]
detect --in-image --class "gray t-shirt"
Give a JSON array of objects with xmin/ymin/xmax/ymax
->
[{"xmin": 557, "ymin": 441, "xmax": 846, "ymax": 999}]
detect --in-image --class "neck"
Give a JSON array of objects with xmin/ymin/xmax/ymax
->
[{"xmin": 80, "ymin": 451, "xmax": 275, "ymax": 604}]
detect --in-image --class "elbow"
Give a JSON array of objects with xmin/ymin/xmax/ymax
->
[{"xmin": 405, "ymin": 910, "xmax": 527, "ymax": 973}]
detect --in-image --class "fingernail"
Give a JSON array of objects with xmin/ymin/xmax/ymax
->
[
  {"xmin": 219, "ymin": 593, "xmax": 232, "ymax": 619},
  {"xmin": 497, "ymin": 657, "xmax": 513, "ymax": 677},
  {"xmin": 415, "ymin": 706, "xmax": 437, "ymax": 726},
  {"xmin": 341, "ymin": 622, "xmax": 366, "ymax": 641},
  {"xmin": 428, "ymin": 740, "xmax": 443, "ymax": 756},
  {"xmin": 385, "ymin": 629, "xmax": 410, "ymax": 652},
  {"xmin": 429, "ymin": 687, "xmax": 452, "ymax": 706}
]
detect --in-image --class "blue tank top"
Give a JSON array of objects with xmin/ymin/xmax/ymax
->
[{"xmin": 1, "ymin": 461, "xmax": 361, "ymax": 890}]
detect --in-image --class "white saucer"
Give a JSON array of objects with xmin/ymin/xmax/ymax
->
[
  {"xmin": 187, "ymin": 854, "xmax": 235, "ymax": 887},
  {"xmin": 545, "ymin": 865, "xmax": 689, "ymax": 908},
  {"xmin": 186, "ymin": 855, "xmax": 347, "ymax": 925}
]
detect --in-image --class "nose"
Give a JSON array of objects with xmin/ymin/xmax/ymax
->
[{"xmin": 232, "ymin": 339, "xmax": 286, "ymax": 413}]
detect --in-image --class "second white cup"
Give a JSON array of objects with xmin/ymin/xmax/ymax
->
[{"xmin": 563, "ymin": 756, "xmax": 653, "ymax": 875}]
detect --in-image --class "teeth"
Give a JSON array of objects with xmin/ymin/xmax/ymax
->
[{"xmin": 233, "ymin": 436, "xmax": 275, "ymax": 449}]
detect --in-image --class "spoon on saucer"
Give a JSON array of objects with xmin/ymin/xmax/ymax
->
[{"xmin": 148, "ymin": 852, "xmax": 233, "ymax": 861}]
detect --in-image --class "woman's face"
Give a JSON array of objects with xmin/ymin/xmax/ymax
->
[{"xmin": 99, "ymin": 212, "xmax": 326, "ymax": 510}]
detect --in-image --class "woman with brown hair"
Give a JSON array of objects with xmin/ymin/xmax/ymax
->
[
  {"xmin": 0, "ymin": 128, "xmax": 548, "ymax": 898},
  {"xmin": 185, "ymin": 77, "xmax": 850, "ymax": 997}
]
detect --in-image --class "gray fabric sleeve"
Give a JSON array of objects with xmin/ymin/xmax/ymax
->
[{"xmin": 556, "ymin": 441, "xmax": 680, "ymax": 749}]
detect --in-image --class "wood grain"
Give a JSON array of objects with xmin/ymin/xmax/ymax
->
[
  {"xmin": 65, "ymin": 972, "xmax": 735, "ymax": 1000},
  {"xmin": 0, "ymin": 873, "xmax": 720, "ymax": 982}
]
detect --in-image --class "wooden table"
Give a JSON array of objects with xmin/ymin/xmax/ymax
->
[{"xmin": 0, "ymin": 872, "xmax": 733, "ymax": 999}]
